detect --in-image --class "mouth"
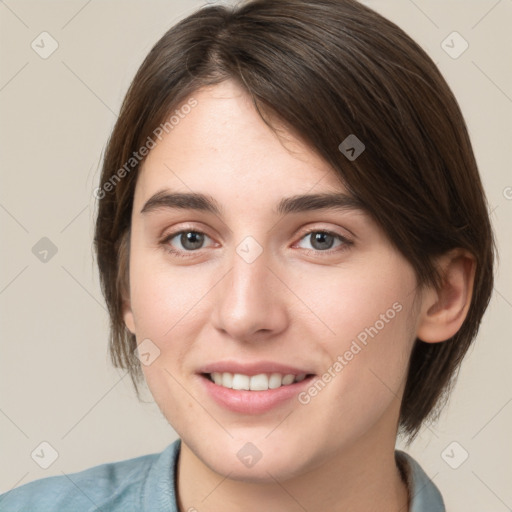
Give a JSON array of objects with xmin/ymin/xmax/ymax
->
[
  {"xmin": 201, "ymin": 371, "xmax": 315, "ymax": 391},
  {"xmin": 196, "ymin": 361, "xmax": 317, "ymax": 413},
  {"xmin": 198, "ymin": 370, "xmax": 317, "ymax": 414}
]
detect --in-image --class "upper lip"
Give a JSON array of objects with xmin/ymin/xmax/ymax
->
[{"xmin": 197, "ymin": 360, "xmax": 314, "ymax": 377}]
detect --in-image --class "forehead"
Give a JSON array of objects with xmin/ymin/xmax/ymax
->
[{"xmin": 134, "ymin": 80, "xmax": 348, "ymax": 207}]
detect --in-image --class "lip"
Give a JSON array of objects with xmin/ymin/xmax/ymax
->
[
  {"xmin": 197, "ymin": 360, "xmax": 313, "ymax": 377},
  {"xmin": 196, "ymin": 363, "xmax": 316, "ymax": 415}
]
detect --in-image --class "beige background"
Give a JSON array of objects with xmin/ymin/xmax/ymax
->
[{"xmin": 0, "ymin": 0, "xmax": 511, "ymax": 510}]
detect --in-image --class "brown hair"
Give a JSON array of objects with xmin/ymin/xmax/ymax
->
[{"xmin": 94, "ymin": 0, "xmax": 495, "ymax": 440}]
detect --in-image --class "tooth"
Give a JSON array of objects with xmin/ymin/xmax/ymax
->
[
  {"xmin": 282, "ymin": 374, "xmax": 295, "ymax": 385},
  {"xmin": 212, "ymin": 371, "xmax": 304, "ymax": 390},
  {"xmin": 232, "ymin": 373, "xmax": 250, "ymax": 390},
  {"xmin": 221, "ymin": 372, "xmax": 233, "ymax": 389},
  {"xmin": 249, "ymin": 373, "xmax": 269, "ymax": 390},
  {"xmin": 268, "ymin": 373, "xmax": 283, "ymax": 389}
]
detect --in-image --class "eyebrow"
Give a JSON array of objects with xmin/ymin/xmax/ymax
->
[{"xmin": 140, "ymin": 189, "xmax": 365, "ymax": 217}]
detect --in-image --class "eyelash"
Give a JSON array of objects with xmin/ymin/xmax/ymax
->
[{"xmin": 159, "ymin": 226, "xmax": 353, "ymax": 259}]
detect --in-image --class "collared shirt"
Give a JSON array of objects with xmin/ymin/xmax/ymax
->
[{"xmin": 0, "ymin": 439, "xmax": 445, "ymax": 511}]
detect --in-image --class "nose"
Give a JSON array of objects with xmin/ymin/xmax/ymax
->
[{"xmin": 211, "ymin": 243, "xmax": 289, "ymax": 343}]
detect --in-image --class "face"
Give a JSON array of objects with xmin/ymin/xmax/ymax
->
[{"xmin": 124, "ymin": 79, "xmax": 422, "ymax": 481}]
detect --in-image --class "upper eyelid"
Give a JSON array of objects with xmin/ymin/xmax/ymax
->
[
  {"xmin": 149, "ymin": 208, "xmax": 362, "ymax": 235},
  {"xmin": 162, "ymin": 223, "xmax": 351, "ymax": 238}
]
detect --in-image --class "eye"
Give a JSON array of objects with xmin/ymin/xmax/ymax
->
[
  {"xmin": 161, "ymin": 229, "xmax": 214, "ymax": 257},
  {"xmin": 295, "ymin": 229, "xmax": 351, "ymax": 254},
  {"xmin": 160, "ymin": 227, "xmax": 352, "ymax": 259}
]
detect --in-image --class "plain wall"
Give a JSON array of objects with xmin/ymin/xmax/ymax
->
[{"xmin": 0, "ymin": 1, "xmax": 511, "ymax": 510}]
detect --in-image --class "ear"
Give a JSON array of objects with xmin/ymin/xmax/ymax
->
[
  {"xmin": 416, "ymin": 249, "xmax": 476, "ymax": 343},
  {"xmin": 123, "ymin": 299, "xmax": 136, "ymax": 335},
  {"xmin": 118, "ymin": 229, "xmax": 135, "ymax": 334}
]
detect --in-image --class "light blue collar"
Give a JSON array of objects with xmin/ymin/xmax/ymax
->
[{"xmin": 396, "ymin": 450, "xmax": 446, "ymax": 511}]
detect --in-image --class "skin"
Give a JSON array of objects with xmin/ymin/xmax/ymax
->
[{"xmin": 123, "ymin": 79, "xmax": 474, "ymax": 512}]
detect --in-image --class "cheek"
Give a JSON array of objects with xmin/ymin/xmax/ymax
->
[
  {"xmin": 129, "ymin": 254, "xmax": 199, "ymax": 423},
  {"xmin": 298, "ymin": 257, "xmax": 416, "ymax": 350},
  {"xmin": 128, "ymin": 247, "xmax": 202, "ymax": 339},
  {"xmin": 127, "ymin": 248, "xmax": 215, "ymax": 410},
  {"xmin": 297, "ymin": 260, "xmax": 417, "ymax": 421}
]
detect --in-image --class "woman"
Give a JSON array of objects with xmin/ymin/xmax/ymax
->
[{"xmin": 0, "ymin": 0, "xmax": 494, "ymax": 510}]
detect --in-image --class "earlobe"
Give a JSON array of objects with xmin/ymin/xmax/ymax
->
[
  {"xmin": 416, "ymin": 249, "xmax": 476, "ymax": 343},
  {"xmin": 123, "ymin": 301, "xmax": 136, "ymax": 335}
]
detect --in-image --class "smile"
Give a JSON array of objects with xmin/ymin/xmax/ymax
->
[{"xmin": 205, "ymin": 372, "xmax": 308, "ymax": 391}]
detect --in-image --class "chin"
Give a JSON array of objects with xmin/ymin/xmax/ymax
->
[
  {"xmin": 208, "ymin": 453, "xmax": 308, "ymax": 483},
  {"xmin": 188, "ymin": 434, "xmax": 317, "ymax": 482}
]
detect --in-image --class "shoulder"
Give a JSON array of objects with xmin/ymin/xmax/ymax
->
[
  {"xmin": 395, "ymin": 450, "xmax": 446, "ymax": 512},
  {"xmin": 0, "ymin": 439, "xmax": 181, "ymax": 512}
]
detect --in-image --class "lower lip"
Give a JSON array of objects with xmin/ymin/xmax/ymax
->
[{"xmin": 198, "ymin": 374, "xmax": 315, "ymax": 414}]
